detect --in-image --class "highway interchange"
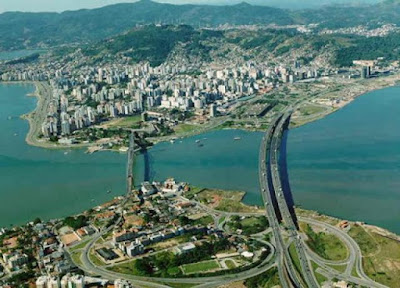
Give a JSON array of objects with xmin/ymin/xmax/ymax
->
[{"xmin": 70, "ymin": 117, "xmax": 390, "ymax": 288}]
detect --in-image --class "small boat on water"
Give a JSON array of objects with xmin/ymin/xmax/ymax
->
[
  {"xmin": 13, "ymin": 133, "xmax": 18, "ymax": 136},
  {"xmin": 64, "ymin": 152, "xmax": 69, "ymax": 155},
  {"xmin": 234, "ymin": 137, "xmax": 241, "ymax": 141},
  {"xmin": 107, "ymin": 190, "xmax": 112, "ymax": 194},
  {"xmin": 195, "ymin": 140, "xmax": 201, "ymax": 143},
  {"xmin": 170, "ymin": 140, "xmax": 175, "ymax": 144}
]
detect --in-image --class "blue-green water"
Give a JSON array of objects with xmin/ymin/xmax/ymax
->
[
  {"xmin": 134, "ymin": 86, "xmax": 400, "ymax": 234},
  {"xmin": 2, "ymin": 83, "xmax": 400, "ymax": 234},
  {"xmin": 288, "ymin": 86, "xmax": 400, "ymax": 234},
  {"xmin": 134, "ymin": 129, "xmax": 264, "ymax": 205},
  {"xmin": 0, "ymin": 83, "xmax": 126, "ymax": 227}
]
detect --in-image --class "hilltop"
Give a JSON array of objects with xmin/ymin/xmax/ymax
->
[
  {"xmin": 78, "ymin": 24, "xmax": 400, "ymax": 67},
  {"xmin": 1, "ymin": 0, "xmax": 400, "ymax": 51}
]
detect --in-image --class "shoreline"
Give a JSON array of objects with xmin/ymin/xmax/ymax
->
[
  {"xmin": 2, "ymin": 77, "xmax": 400, "ymax": 236},
  {"xmin": 290, "ymin": 73, "xmax": 400, "ymax": 129},
  {"xmin": 8, "ymin": 72, "xmax": 400, "ymax": 150}
]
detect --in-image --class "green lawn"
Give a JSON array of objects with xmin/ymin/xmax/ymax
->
[
  {"xmin": 289, "ymin": 243, "xmax": 301, "ymax": 274},
  {"xmin": 301, "ymin": 223, "xmax": 348, "ymax": 261},
  {"xmin": 70, "ymin": 251, "xmax": 83, "ymax": 267},
  {"xmin": 161, "ymin": 283, "xmax": 198, "ymax": 288},
  {"xmin": 225, "ymin": 259, "xmax": 237, "ymax": 269},
  {"xmin": 183, "ymin": 186, "xmax": 205, "ymax": 199},
  {"xmin": 351, "ymin": 265, "xmax": 359, "ymax": 277},
  {"xmin": 299, "ymin": 104, "xmax": 326, "ymax": 116},
  {"xmin": 69, "ymin": 239, "xmax": 91, "ymax": 252},
  {"xmin": 107, "ymin": 259, "xmax": 139, "ymax": 275},
  {"xmin": 228, "ymin": 216, "xmax": 268, "ymax": 236},
  {"xmin": 288, "ymin": 243, "xmax": 307, "ymax": 287},
  {"xmin": 106, "ymin": 115, "xmax": 142, "ymax": 128},
  {"xmin": 181, "ymin": 260, "xmax": 220, "ymax": 274},
  {"xmin": 349, "ymin": 224, "xmax": 400, "ymax": 287},
  {"xmin": 311, "ymin": 261, "xmax": 328, "ymax": 285},
  {"xmin": 90, "ymin": 251, "xmax": 106, "ymax": 266},
  {"xmin": 193, "ymin": 215, "xmax": 214, "ymax": 226},
  {"xmin": 244, "ymin": 267, "xmax": 281, "ymax": 288},
  {"xmin": 173, "ymin": 124, "xmax": 199, "ymax": 135},
  {"xmin": 348, "ymin": 225, "xmax": 378, "ymax": 255},
  {"xmin": 327, "ymin": 263, "xmax": 347, "ymax": 273}
]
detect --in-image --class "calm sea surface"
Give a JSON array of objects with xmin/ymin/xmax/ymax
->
[
  {"xmin": 1, "ymin": 83, "xmax": 399, "ymax": 234},
  {"xmin": 0, "ymin": 84, "xmax": 126, "ymax": 227}
]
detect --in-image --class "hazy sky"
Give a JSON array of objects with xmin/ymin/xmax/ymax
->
[{"xmin": 0, "ymin": 0, "xmax": 380, "ymax": 13}]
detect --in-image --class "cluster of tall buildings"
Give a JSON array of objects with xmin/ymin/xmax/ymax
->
[
  {"xmin": 3, "ymin": 56, "xmax": 322, "ymax": 140},
  {"xmin": 35, "ymin": 275, "xmax": 132, "ymax": 288}
]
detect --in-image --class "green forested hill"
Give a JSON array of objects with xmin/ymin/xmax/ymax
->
[
  {"xmin": 1, "ymin": 0, "xmax": 400, "ymax": 51},
  {"xmin": 79, "ymin": 25, "xmax": 400, "ymax": 67}
]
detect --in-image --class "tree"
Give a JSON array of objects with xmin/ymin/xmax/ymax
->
[{"xmin": 33, "ymin": 218, "xmax": 42, "ymax": 225}]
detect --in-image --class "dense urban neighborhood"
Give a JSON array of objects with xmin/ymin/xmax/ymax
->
[{"xmin": 1, "ymin": 0, "xmax": 400, "ymax": 288}]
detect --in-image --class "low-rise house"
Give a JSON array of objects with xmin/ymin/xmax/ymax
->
[
  {"xmin": 174, "ymin": 242, "xmax": 196, "ymax": 255},
  {"xmin": 126, "ymin": 243, "xmax": 145, "ymax": 257},
  {"xmin": 5, "ymin": 253, "xmax": 29, "ymax": 270},
  {"xmin": 141, "ymin": 182, "xmax": 157, "ymax": 196}
]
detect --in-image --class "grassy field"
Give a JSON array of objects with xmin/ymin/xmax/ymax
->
[
  {"xmin": 89, "ymin": 250, "xmax": 106, "ymax": 266},
  {"xmin": 300, "ymin": 222, "xmax": 348, "ymax": 261},
  {"xmin": 173, "ymin": 124, "xmax": 199, "ymax": 135},
  {"xmin": 288, "ymin": 243, "xmax": 306, "ymax": 286},
  {"xmin": 69, "ymin": 239, "xmax": 91, "ymax": 252},
  {"xmin": 228, "ymin": 216, "xmax": 268, "ymax": 236},
  {"xmin": 181, "ymin": 260, "xmax": 221, "ymax": 274},
  {"xmin": 298, "ymin": 104, "xmax": 326, "ymax": 116},
  {"xmin": 107, "ymin": 259, "xmax": 139, "ymax": 274},
  {"xmin": 183, "ymin": 186, "xmax": 205, "ymax": 199},
  {"xmin": 295, "ymin": 208, "xmax": 339, "ymax": 226},
  {"xmin": 196, "ymin": 189, "xmax": 263, "ymax": 214},
  {"xmin": 192, "ymin": 215, "xmax": 214, "ymax": 226},
  {"xmin": 225, "ymin": 259, "xmax": 237, "ymax": 269},
  {"xmin": 161, "ymin": 283, "xmax": 198, "ymax": 288},
  {"xmin": 349, "ymin": 224, "xmax": 400, "ymax": 287},
  {"xmin": 102, "ymin": 115, "xmax": 142, "ymax": 129},
  {"xmin": 244, "ymin": 267, "xmax": 280, "ymax": 288},
  {"xmin": 289, "ymin": 243, "xmax": 301, "ymax": 274},
  {"xmin": 311, "ymin": 261, "xmax": 328, "ymax": 285},
  {"xmin": 70, "ymin": 251, "xmax": 83, "ymax": 267},
  {"xmin": 327, "ymin": 263, "xmax": 347, "ymax": 273}
]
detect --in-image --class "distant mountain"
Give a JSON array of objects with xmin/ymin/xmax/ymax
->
[
  {"xmin": 0, "ymin": 0, "xmax": 292, "ymax": 50},
  {"xmin": 80, "ymin": 24, "xmax": 400, "ymax": 67},
  {"xmin": 0, "ymin": 0, "xmax": 399, "ymax": 51},
  {"xmin": 295, "ymin": 0, "xmax": 400, "ymax": 29}
]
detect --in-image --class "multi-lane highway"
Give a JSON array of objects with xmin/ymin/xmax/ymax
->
[
  {"xmin": 77, "ymin": 130, "xmax": 278, "ymax": 287},
  {"xmin": 259, "ymin": 110, "xmax": 389, "ymax": 288},
  {"xmin": 74, "ymin": 114, "xmax": 390, "ymax": 288},
  {"xmin": 259, "ymin": 113, "xmax": 301, "ymax": 288},
  {"xmin": 269, "ymin": 112, "xmax": 318, "ymax": 288}
]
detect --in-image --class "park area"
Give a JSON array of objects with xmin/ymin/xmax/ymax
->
[{"xmin": 181, "ymin": 260, "xmax": 221, "ymax": 274}]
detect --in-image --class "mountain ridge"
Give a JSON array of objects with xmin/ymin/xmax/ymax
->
[{"xmin": 0, "ymin": 0, "xmax": 399, "ymax": 51}]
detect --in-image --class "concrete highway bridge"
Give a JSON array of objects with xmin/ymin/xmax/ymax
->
[{"xmin": 72, "ymin": 116, "xmax": 388, "ymax": 288}]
